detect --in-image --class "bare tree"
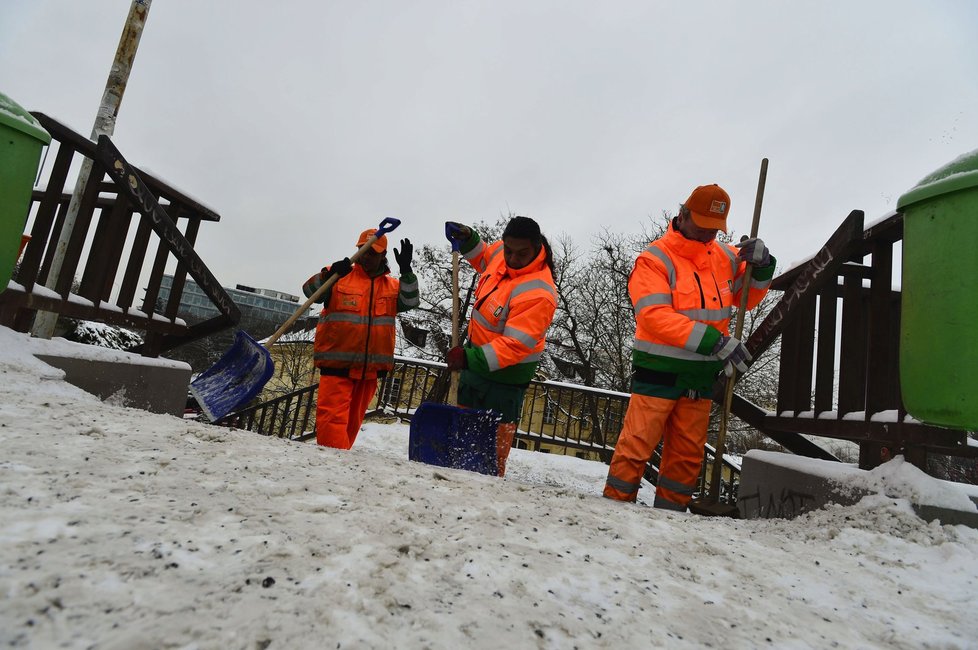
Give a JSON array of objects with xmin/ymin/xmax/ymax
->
[
  {"xmin": 265, "ymin": 330, "xmax": 317, "ymax": 396},
  {"xmin": 548, "ymin": 227, "xmax": 650, "ymax": 392}
]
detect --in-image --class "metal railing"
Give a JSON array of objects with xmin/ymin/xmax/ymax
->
[
  {"xmin": 224, "ymin": 209, "xmax": 976, "ymax": 495},
  {"xmin": 220, "ymin": 356, "xmax": 743, "ymax": 503}
]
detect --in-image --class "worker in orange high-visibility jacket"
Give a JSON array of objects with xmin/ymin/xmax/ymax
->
[
  {"xmin": 604, "ymin": 184, "xmax": 776, "ymax": 511},
  {"xmin": 303, "ymin": 229, "xmax": 419, "ymax": 449},
  {"xmin": 444, "ymin": 216, "xmax": 557, "ymax": 476}
]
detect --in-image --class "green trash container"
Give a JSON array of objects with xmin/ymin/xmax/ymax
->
[
  {"xmin": 0, "ymin": 92, "xmax": 51, "ymax": 291},
  {"xmin": 897, "ymin": 148, "xmax": 978, "ymax": 429}
]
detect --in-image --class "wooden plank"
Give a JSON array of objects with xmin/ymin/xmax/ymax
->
[
  {"xmin": 141, "ymin": 236, "xmax": 170, "ymax": 316},
  {"xmin": 859, "ymin": 442, "xmax": 887, "ymax": 470},
  {"xmin": 78, "ymin": 203, "xmax": 115, "ymax": 301},
  {"xmin": 39, "ymin": 201, "xmax": 70, "ymax": 287},
  {"xmin": 888, "ymin": 293, "xmax": 903, "ymax": 409},
  {"xmin": 813, "ymin": 288, "xmax": 838, "ymax": 414},
  {"xmin": 859, "ymin": 211, "xmax": 904, "ymax": 248},
  {"xmin": 791, "ymin": 297, "xmax": 817, "ymax": 412},
  {"xmin": 0, "ymin": 288, "xmax": 185, "ymax": 336},
  {"xmin": 745, "ymin": 210, "xmax": 864, "ymax": 360},
  {"xmin": 776, "ymin": 310, "xmax": 800, "ymax": 412},
  {"xmin": 865, "ymin": 239, "xmax": 896, "ymax": 415},
  {"xmin": 97, "ymin": 202, "xmax": 135, "ymax": 303},
  {"xmin": 164, "ymin": 203, "xmax": 194, "ymax": 321},
  {"xmin": 55, "ymin": 162, "xmax": 105, "ymax": 296},
  {"xmin": 20, "ymin": 144, "xmax": 75, "ymax": 291},
  {"xmin": 730, "ymin": 394, "xmax": 840, "ymax": 461},
  {"xmin": 837, "ymin": 272, "xmax": 867, "ymax": 415},
  {"xmin": 763, "ymin": 414, "xmax": 965, "ymax": 447},
  {"xmin": 79, "ymin": 197, "xmax": 131, "ymax": 302}
]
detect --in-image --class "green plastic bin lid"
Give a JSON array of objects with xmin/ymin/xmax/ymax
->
[
  {"xmin": 0, "ymin": 91, "xmax": 51, "ymax": 144},
  {"xmin": 897, "ymin": 148, "xmax": 978, "ymax": 211}
]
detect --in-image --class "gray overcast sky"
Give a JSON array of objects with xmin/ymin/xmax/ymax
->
[{"xmin": 2, "ymin": 1, "xmax": 976, "ymax": 296}]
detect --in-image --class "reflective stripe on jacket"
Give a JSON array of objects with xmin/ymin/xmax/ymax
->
[
  {"xmin": 302, "ymin": 264, "xmax": 419, "ymax": 378},
  {"xmin": 461, "ymin": 237, "xmax": 557, "ymax": 385},
  {"xmin": 629, "ymin": 220, "xmax": 774, "ymax": 395}
]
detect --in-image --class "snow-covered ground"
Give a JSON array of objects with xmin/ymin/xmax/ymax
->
[{"xmin": 1, "ymin": 324, "xmax": 977, "ymax": 649}]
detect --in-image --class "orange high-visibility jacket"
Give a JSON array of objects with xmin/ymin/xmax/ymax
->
[
  {"xmin": 461, "ymin": 238, "xmax": 557, "ymax": 385},
  {"xmin": 629, "ymin": 220, "xmax": 775, "ymax": 396},
  {"xmin": 304, "ymin": 264, "xmax": 419, "ymax": 378}
]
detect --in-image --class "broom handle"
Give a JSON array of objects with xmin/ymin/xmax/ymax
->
[
  {"xmin": 447, "ymin": 250, "xmax": 461, "ymax": 406},
  {"xmin": 709, "ymin": 159, "xmax": 768, "ymax": 501},
  {"xmin": 264, "ymin": 217, "xmax": 400, "ymax": 348}
]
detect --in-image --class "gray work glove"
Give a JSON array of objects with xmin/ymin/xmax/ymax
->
[
  {"xmin": 735, "ymin": 237, "xmax": 771, "ymax": 267},
  {"xmin": 713, "ymin": 335, "xmax": 752, "ymax": 377}
]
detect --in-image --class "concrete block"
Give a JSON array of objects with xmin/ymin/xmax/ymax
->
[
  {"xmin": 738, "ymin": 450, "xmax": 978, "ymax": 529},
  {"xmin": 737, "ymin": 453, "xmax": 870, "ymax": 519},
  {"xmin": 34, "ymin": 350, "xmax": 191, "ymax": 417}
]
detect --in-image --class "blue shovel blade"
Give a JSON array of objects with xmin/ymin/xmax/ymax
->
[
  {"xmin": 189, "ymin": 331, "xmax": 274, "ymax": 423},
  {"xmin": 409, "ymin": 402, "xmax": 502, "ymax": 476}
]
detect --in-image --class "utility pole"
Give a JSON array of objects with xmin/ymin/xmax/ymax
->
[{"xmin": 32, "ymin": 0, "xmax": 152, "ymax": 339}]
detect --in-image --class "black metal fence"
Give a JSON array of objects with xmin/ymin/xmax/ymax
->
[{"xmin": 220, "ymin": 356, "xmax": 743, "ymax": 504}]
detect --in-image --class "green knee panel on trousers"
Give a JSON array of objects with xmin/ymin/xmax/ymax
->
[{"xmin": 457, "ymin": 370, "xmax": 526, "ymax": 423}]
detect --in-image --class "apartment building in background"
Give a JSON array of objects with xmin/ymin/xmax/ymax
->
[{"xmin": 156, "ymin": 274, "xmax": 310, "ymax": 325}]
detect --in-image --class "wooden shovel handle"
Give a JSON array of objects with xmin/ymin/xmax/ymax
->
[
  {"xmin": 448, "ymin": 250, "xmax": 461, "ymax": 406},
  {"xmin": 710, "ymin": 158, "xmax": 768, "ymax": 501},
  {"xmin": 264, "ymin": 218, "xmax": 400, "ymax": 347}
]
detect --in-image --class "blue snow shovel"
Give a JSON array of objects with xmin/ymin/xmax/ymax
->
[
  {"xmin": 409, "ymin": 402, "xmax": 501, "ymax": 474},
  {"xmin": 408, "ymin": 224, "xmax": 501, "ymax": 475},
  {"xmin": 190, "ymin": 217, "xmax": 401, "ymax": 422}
]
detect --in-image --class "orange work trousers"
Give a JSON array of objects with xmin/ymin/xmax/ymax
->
[
  {"xmin": 496, "ymin": 423, "xmax": 517, "ymax": 477},
  {"xmin": 603, "ymin": 393, "xmax": 711, "ymax": 511},
  {"xmin": 315, "ymin": 374, "xmax": 378, "ymax": 449}
]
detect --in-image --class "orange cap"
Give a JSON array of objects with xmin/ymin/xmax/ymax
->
[
  {"xmin": 684, "ymin": 184, "xmax": 730, "ymax": 232},
  {"xmin": 356, "ymin": 228, "xmax": 387, "ymax": 252}
]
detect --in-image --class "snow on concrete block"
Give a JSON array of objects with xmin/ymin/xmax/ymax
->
[
  {"xmin": 738, "ymin": 450, "xmax": 978, "ymax": 529},
  {"xmin": 27, "ymin": 336, "xmax": 192, "ymax": 417}
]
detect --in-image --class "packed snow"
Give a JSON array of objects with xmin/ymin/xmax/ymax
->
[{"xmin": 1, "ymin": 324, "xmax": 977, "ymax": 649}]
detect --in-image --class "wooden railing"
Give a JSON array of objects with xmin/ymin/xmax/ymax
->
[
  {"xmin": 220, "ymin": 356, "xmax": 744, "ymax": 504},
  {"xmin": 727, "ymin": 210, "xmax": 973, "ymax": 470},
  {"xmin": 0, "ymin": 113, "xmax": 239, "ymax": 356}
]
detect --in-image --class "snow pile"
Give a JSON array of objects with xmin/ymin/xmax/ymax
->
[
  {"xmin": 22, "ymin": 331, "xmax": 188, "ymax": 371},
  {"xmin": 1, "ymin": 325, "xmax": 977, "ymax": 648},
  {"xmin": 0, "ymin": 327, "xmax": 78, "ymax": 389},
  {"xmin": 747, "ymin": 449, "xmax": 978, "ymax": 513},
  {"xmin": 859, "ymin": 456, "xmax": 978, "ymax": 512},
  {"xmin": 0, "ymin": 92, "xmax": 47, "ymax": 133}
]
